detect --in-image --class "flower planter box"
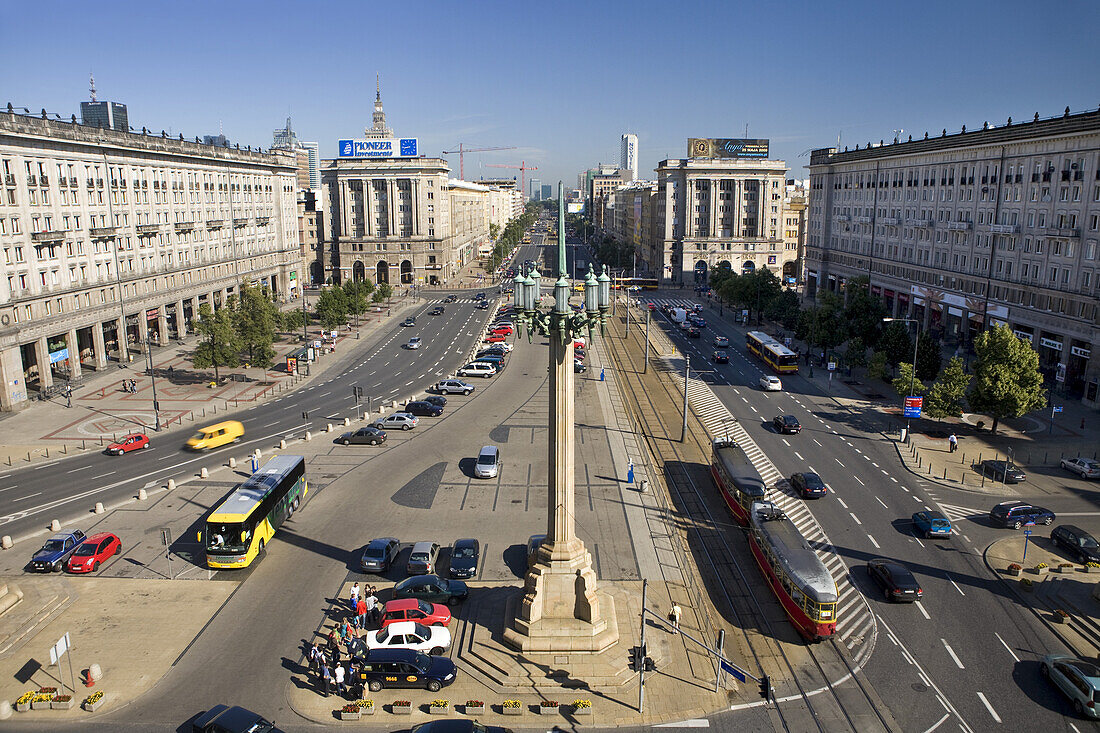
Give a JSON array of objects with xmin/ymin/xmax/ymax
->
[
  {"xmin": 51, "ymin": 697, "xmax": 75, "ymax": 710},
  {"xmin": 339, "ymin": 710, "xmax": 361, "ymax": 721},
  {"xmin": 464, "ymin": 703, "xmax": 485, "ymax": 716},
  {"xmin": 14, "ymin": 702, "xmax": 30, "ymax": 713},
  {"xmin": 1054, "ymin": 612, "xmax": 1071, "ymax": 624},
  {"xmin": 502, "ymin": 705, "xmax": 522, "ymax": 716},
  {"xmin": 392, "ymin": 703, "xmax": 412, "ymax": 715},
  {"xmin": 430, "ymin": 704, "xmax": 448, "ymax": 715},
  {"xmin": 1006, "ymin": 566, "xmax": 1022, "ymax": 577},
  {"xmin": 360, "ymin": 705, "xmax": 375, "ymax": 716},
  {"xmin": 84, "ymin": 698, "xmax": 104, "ymax": 712},
  {"xmin": 1034, "ymin": 566, "xmax": 1049, "ymax": 576},
  {"xmin": 1056, "ymin": 564, "xmax": 1074, "ymax": 574},
  {"xmin": 538, "ymin": 705, "xmax": 560, "ymax": 715},
  {"xmin": 31, "ymin": 700, "xmax": 51, "ymax": 710},
  {"xmin": 1086, "ymin": 565, "xmax": 1100, "ymax": 574},
  {"xmin": 572, "ymin": 704, "xmax": 592, "ymax": 715}
]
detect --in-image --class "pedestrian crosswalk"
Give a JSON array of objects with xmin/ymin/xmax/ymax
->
[
  {"xmin": 673, "ymin": 362, "xmax": 877, "ymax": 666},
  {"xmin": 936, "ymin": 502, "xmax": 986, "ymax": 524}
]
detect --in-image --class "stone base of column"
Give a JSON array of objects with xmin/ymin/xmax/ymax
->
[{"xmin": 504, "ymin": 540, "xmax": 620, "ymax": 653}]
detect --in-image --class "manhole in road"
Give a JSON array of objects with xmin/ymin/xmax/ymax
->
[{"xmin": 911, "ymin": 682, "xmax": 929, "ymax": 692}]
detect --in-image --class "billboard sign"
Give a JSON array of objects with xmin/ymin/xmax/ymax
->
[
  {"xmin": 338, "ymin": 138, "xmax": 419, "ymax": 158},
  {"xmin": 688, "ymin": 138, "xmax": 770, "ymax": 159},
  {"xmin": 903, "ymin": 396, "xmax": 923, "ymax": 418}
]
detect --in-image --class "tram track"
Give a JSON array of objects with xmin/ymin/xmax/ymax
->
[{"xmin": 604, "ymin": 314, "xmax": 898, "ymax": 733}]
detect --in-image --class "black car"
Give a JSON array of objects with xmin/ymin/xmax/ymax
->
[
  {"xmin": 336, "ymin": 426, "xmax": 387, "ymax": 446},
  {"xmin": 686, "ymin": 326, "xmax": 701, "ymax": 338},
  {"xmin": 474, "ymin": 354, "xmax": 506, "ymax": 368},
  {"xmin": 713, "ymin": 350, "xmax": 729, "ymax": 364},
  {"xmin": 574, "ymin": 359, "xmax": 587, "ymax": 373},
  {"xmin": 791, "ymin": 471, "xmax": 827, "ymax": 498},
  {"xmin": 866, "ymin": 558, "xmax": 923, "ymax": 603},
  {"xmin": 411, "ymin": 722, "xmax": 514, "ymax": 733},
  {"xmin": 1052, "ymin": 525, "xmax": 1100, "ymax": 564},
  {"xmin": 476, "ymin": 301, "xmax": 489, "ymax": 310},
  {"xmin": 773, "ymin": 415, "xmax": 801, "ymax": 434},
  {"xmin": 403, "ymin": 317, "xmax": 416, "ymax": 327},
  {"xmin": 393, "ymin": 574, "xmax": 469, "ymax": 605},
  {"xmin": 405, "ymin": 401, "xmax": 444, "ymax": 417},
  {"xmin": 444, "ymin": 294, "xmax": 457, "ymax": 303},
  {"xmin": 449, "ymin": 538, "xmax": 480, "ymax": 579},
  {"xmin": 989, "ymin": 500, "xmax": 1055, "ymax": 529},
  {"xmin": 356, "ymin": 648, "xmax": 457, "ymax": 692},
  {"xmin": 360, "ymin": 537, "xmax": 400, "ymax": 573},
  {"xmin": 192, "ymin": 704, "xmax": 283, "ymax": 733},
  {"xmin": 423, "ymin": 395, "xmax": 447, "ymax": 409},
  {"xmin": 980, "ymin": 459, "xmax": 1027, "ymax": 483},
  {"xmin": 430, "ymin": 306, "xmax": 445, "ymax": 315},
  {"xmin": 473, "ymin": 292, "xmax": 486, "ymax": 301}
]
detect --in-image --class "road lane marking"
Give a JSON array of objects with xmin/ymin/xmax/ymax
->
[
  {"xmin": 942, "ymin": 638, "xmax": 964, "ymax": 669},
  {"xmin": 994, "ymin": 633, "xmax": 1019, "ymax": 662},
  {"xmin": 89, "ymin": 472, "xmax": 116, "ymax": 480},
  {"xmin": 867, "ymin": 534, "xmax": 880, "ymax": 549},
  {"xmin": 948, "ymin": 577, "xmax": 966, "ymax": 596},
  {"xmin": 854, "ymin": 476, "xmax": 864, "ymax": 485},
  {"xmin": 12, "ymin": 492, "xmax": 42, "ymax": 502},
  {"xmin": 976, "ymin": 692, "xmax": 1000, "ymax": 723},
  {"xmin": 876, "ymin": 497, "xmax": 888, "ymax": 509},
  {"xmin": 916, "ymin": 602, "xmax": 930, "ymax": 620},
  {"xmin": 849, "ymin": 512, "xmax": 862, "ymax": 525},
  {"xmin": 921, "ymin": 713, "xmax": 950, "ymax": 733},
  {"xmin": 836, "ymin": 497, "xmax": 848, "ymax": 509}
]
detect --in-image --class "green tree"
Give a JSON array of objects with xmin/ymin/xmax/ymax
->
[
  {"xmin": 191, "ymin": 303, "xmax": 238, "ymax": 381},
  {"xmin": 489, "ymin": 223, "xmax": 500, "ymax": 240},
  {"xmin": 765, "ymin": 289, "xmax": 801, "ymax": 331},
  {"xmin": 916, "ymin": 333, "xmax": 943, "ymax": 381},
  {"xmin": 234, "ymin": 284, "xmax": 277, "ymax": 368},
  {"xmin": 877, "ymin": 321, "xmax": 913, "ymax": 369},
  {"xmin": 892, "ymin": 362, "xmax": 926, "ymax": 398},
  {"xmin": 925, "ymin": 357, "xmax": 971, "ymax": 422},
  {"xmin": 796, "ymin": 293, "xmax": 846, "ymax": 351},
  {"xmin": 968, "ymin": 324, "xmax": 1047, "ymax": 434},
  {"xmin": 343, "ymin": 280, "xmax": 373, "ymax": 321},
  {"xmin": 845, "ymin": 336, "xmax": 868, "ymax": 368},
  {"xmin": 315, "ymin": 287, "xmax": 348, "ymax": 330},
  {"xmin": 277, "ymin": 308, "xmax": 304, "ymax": 332},
  {"xmin": 377, "ymin": 282, "xmax": 393, "ymax": 302},
  {"xmin": 841, "ymin": 277, "xmax": 888, "ymax": 344},
  {"xmin": 867, "ymin": 351, "xmax": 889, "ymax": 381}
]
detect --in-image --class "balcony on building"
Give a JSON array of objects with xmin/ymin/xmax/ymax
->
[
  {"xmin": 835, "ymin": 214, "xmax": 851, "ymax": 222},
  {"xmin": 90, "ymin": 226, "xmax": 119, "ymax": 239},
  {"xmin": 987, "ymin": 224, "xmax": 1020, "ymax": 234},
  {"xmin": 905, "ymin": 217, "xmax": 934, "ymax": 228},
  {"xmin": 880, "ymin": 216, "xmax": 899, "ymax": 226},
  {"xmin": 946, "ymin": 221, "xmax": 972, "ymax": 231},
  {"xmin": 31, "ymin": 229, "xmax": 66, "ymax": 242},
  {"xmin": 855, "ymin": 216, "xmax": 872, "ymax": 224},
  {"xmin": 255, "ymin": 216, "xmax": 270, "ymax": 226},
  {"xmin": 174, "ymin": 221, "xmax": 196, "ymax": 232},
  {"xmin": 206, "ymin": 219, "xmax": 224, "ymax": 229},
  {"xmin": 136, "ymin": 223, "xmax": 161, "ymax": 235},
  {"xmin": 233, "ymin": 217, "xmax": 249, "ymax": 228},
  {"xmin": 1046, "ymin": 227, "xmax": 1080, "ymax": 239}
]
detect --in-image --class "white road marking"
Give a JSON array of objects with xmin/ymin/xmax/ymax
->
[
  {"xmin": 976, "ymin": 692, "xmax": 1000, "ymax": 723},
  {"xmin": 921, "ymin": 713, "xmax": 950, "ymax": 733},
  {"xmin": 850, "ymin": 512, "xmax": 862, "ymax": 525},
  {"xmin": 854, "ymin": 476, "xmax": 864, "ymax": 485},
  {"xmin": 876, "ymin": 497, "xmax": 888, "ymax": 509},
  {"xmin": 949, "ymin": 577, "xmax": 966, "ymax": 596},
  {"xmin": 12, "ymin": 492, "xmax": 42, "ymax": 502},
  {"xmin": 837, "ymin": 497, "xmax": 848, "ymax": 509},
  {"xmin": 994, "ymin": 633, "xmax": 1019, "ymax": 662},
  {"xmin": 794, "ymin": 452, "xmax": 804, "ymax": 461},
  {"xmin": 868, "ymin": 534, "xmax": 880, "ymax": 549},
  {"xmin": 942, "ymin": 638, "xmax": 965, "ymax": 669},
  {"xmin": 916, "ymin": 602, "xmax": 930, "ymax": 620},
  {"xmin": 914, "ymin": 536, "xmax": 925, "ymax": 548}
]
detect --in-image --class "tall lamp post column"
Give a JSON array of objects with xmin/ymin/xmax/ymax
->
[
  {"xmin": 145, "ymin": 334, "xmax": 161, "ymax": 432},
  {"xmin": 884, "ymin": 317, "xmax": 919, "ymax": 442},
  {"xmin": 504, "ymin": 182, "xmax": 619, "ymax": 653}
]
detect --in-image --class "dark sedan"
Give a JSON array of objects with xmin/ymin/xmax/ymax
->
[
  {"xmin": 423, "ymin": 395, "xmax": 447, "ymax": 409},
  {"xmin": 1052, "ymin": 525, "xmax": 1100, "ymax": 564},
  {"xmin": 980, "ymin": 459, "xmax": 1027, "ymax": 483},
  {"xmin": 791, "ymin": 471, "xmax": 827, "ymax": 498},
  {"xmin": 360, "ymin": 537, "xmax": 400, "ymax": 573},
  {"xmin": 393, "ymin": 574, "xmax": 469, "ymax": 605},
  {"xmin": 405, "ymin": 401, "xmax": 444, "ymax": 417},
  {"xmin": 773, "ymin": 415, "xmax": 801, "ymax": 434},
  {"xmin": 867, "ymin": 558, "xmax": 923, "ymax": 603},
  {"xmin": 336, "ymin": 426, "xmax": 387, "ymax": 446},
  {"xmin": 713, "ymin": 350, "xmax": 729, "ymax": 364},
  {"xmin": 192, "ymin": 705, "xmax": 284, "ymax": 733},
  {"xmin": 444, "ymin": 294, "xmax": 458, "ymax": 303},
  {"xmin": 989, "ymin": 500, "xmax": 1055, "ymax": 529},
  {"xmin": 686, "ymin": 326, "xmax": 701, "ymax": 338},
  {"xmin": 449, "ymin": 538, "xmax": 480, "ymax": 579}
]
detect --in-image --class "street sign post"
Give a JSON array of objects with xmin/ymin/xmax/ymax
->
[
  {"xmin": 1023, "ymin": 527, "xmax": 1034, "ymax": 562},
  {"xmin": 904, "ymin": 397, "xmax": 923, "ymax": 418}
]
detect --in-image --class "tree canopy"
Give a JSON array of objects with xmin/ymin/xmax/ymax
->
[
  {"xmin": 191, "ymin": 302, "xmax": 239, "ymax": 381},
  {"xmin": 968, "ymin": 325, "xmax": 1047, "ymax": 434},
  {"xmin": 925, "ymin": 356, "xmax": 971, "ymax": 421}
]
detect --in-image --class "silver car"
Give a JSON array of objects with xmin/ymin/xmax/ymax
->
[
  {"xmin": 1042, "ymin": 654, "xmax": 1100, "ymax": 718},
  {"xmin": 436, "ymin": 379, "xmax": 474, "ymax": 395},
  {"xmin": 474, "ymin": 445, "xmax": 501, "ymax": 479},
  {"xmin": 360, "ymin": 538, "xmax": 400, "ymax": 573},
  {"xmin": 374, "ymin": 412, "xmax": 419, "ymax": 431},
  {"xmin": 407, "ymin": 541, "xmax": 440, "ymax": 576},
  {"xmin": 1061, "ymin": 457, "xmax": 1100, "ymax": 479}
]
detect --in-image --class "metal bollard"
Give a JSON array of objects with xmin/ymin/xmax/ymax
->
[
  {"xmin": 305, "ymin": 431, "xmax": 312, "ymax": 441},
  {"xmin": 167, "ymin": 479, "xmax": 175, "ymax": 490},
  {"xmin": 279, "ymin": 439, "xmax": 286, "ymax": 449},
  {"xmin": 1, "ymin": 535, "xmax": 12, "ymax": 549}
]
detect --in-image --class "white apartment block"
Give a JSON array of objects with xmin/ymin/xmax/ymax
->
[
  {"xmin": 0, "ymin": 109, "xmax": 300, "ymax": 411},
  {"xmin": 806, "ymin": 108, "xmax": 1100, "ymax": 407}
]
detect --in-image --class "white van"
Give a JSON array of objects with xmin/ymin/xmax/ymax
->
[
  {"xmin": 458, "ymin": 362, "xmax": 497, "ymax": 378},
  {"xmin": 670, "ymin": 307, "xmax": 687, "ymax": 324},
  {"xmin": 474, "ymin": 445, "xmax": 501, "ymax": 478}
]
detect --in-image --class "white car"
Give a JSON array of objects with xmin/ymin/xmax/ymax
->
[
  {"xmin": 760, "ymin": 375, "xmax": 783, "ymax": 391},
  {"xmin": 374, "ymin": 412, "xmax": 419, "ymax": 430},
  {"xmin": 406, "ymin": 337, "xmax": 422, "ymax": 350},
  {"xmin": 365, "ymin": 621, "xmax": 451, "ymax": 656},
  {"xmin": 436, "ymin": 379, "xmax": 474, "ymax": 395},
  {"xmin": 458, "ymin": 362, "xmax": 497, "ymax": 378}
]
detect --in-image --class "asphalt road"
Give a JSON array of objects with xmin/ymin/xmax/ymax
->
[
  {"xmin": 643, "ymin": 293, "xmax": 1092, "ymax": 731},
  {"xmin": 0, "ymin": 286, "xmax": 508, "ymax": 545}
]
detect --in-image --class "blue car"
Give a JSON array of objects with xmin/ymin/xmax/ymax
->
[
  {"xmin": 28, "ymin": 529, "xmax": 87, "ymax": 572},
  {"xmin": 912, "ymin": 510, "xmax": 952, "ymax": 539},
  {"xmin": 689, "ymin": 316, "xmax": 707, "ymax": 328}
]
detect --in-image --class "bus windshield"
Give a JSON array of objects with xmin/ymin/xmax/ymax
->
[{"xmin": 206, "ymin": 522, "xmax": 252, "ymax": 554}]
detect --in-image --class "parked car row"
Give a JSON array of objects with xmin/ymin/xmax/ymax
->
[
  {"xmin": 360, "ymin": 537, "xmax": 482, "ymax": 580},
  {"xmin": 26, "ymin": 529, "xmax": 122, "ymax": 574}
]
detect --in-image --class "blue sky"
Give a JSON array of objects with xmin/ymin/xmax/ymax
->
[{"xmin": 2, "ymin": 0, "xmax": 1097, "ymax": 193}]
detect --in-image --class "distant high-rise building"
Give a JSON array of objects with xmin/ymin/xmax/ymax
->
[
  {"xmin": 301, "ymin": 142, "xmax": 320, "ymax": 191},
  {"xmin": 365, "ymin": 75, "xmax": 393, "ymax": 139},
  {"xmin": 529, "ymin": 178, "xmax": 542, "ymax": 200},
  {"xmin": 272, "ymin": 118, "xmax": 319, "ymax": 192},
  {"xmin": 79, "ymin": 74, "xmax": 129, "ymax": 132},
  {"xmin": 272, "ymin": 117, "xmax": 300, "ymax": 150},
  {"xmin": 203, "ymin": 134, "xmax": 230, "ymax": 147},
  {"xmin": 621, "ymin": 134, "xmax": 638, "ymax": 182},
  {"xmin": 541, "ymin": 184, "xmax": 552, "ymax": 201}
]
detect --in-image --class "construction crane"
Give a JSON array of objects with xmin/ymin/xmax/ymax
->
[
  {"xmin": 442, "ymin": 144, "xmax": 517, "ymax": 180},
  {"xmin": 486, "ymin": 161, "xmax": 539, "ymax": 198}
]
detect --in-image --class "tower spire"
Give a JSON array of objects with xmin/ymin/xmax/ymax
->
[
  {"xmin": 365, "ymin": 74, "xmax": 393, "ymax": 138},
  {"xmin": 89, "ymin": 72, "xmax": 97, "ymax": 102}
]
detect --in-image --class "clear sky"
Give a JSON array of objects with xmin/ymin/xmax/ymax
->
[{"xmin": 2, "ymin": 0, "xmax": 1097, "ymax": 193}]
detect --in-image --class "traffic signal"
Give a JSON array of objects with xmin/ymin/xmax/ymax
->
[
  {"xmin": 643, "ymin": 656, "xmax": 656, "ymax": 672},
  {"xmin": 759, "ymin": 674, "xmax": 772, "ymax": 700},
  {"xmin": 628, "ymin": 646, "xmax": 641, "ymax": 672}
]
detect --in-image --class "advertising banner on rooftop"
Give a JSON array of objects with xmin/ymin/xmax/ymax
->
[
  {"xmin": 338, "ymin": 138, "xmax": 419, "ymax": 158},
  {"xmin": 688, "ymin": 138, "xmax": 770, "ymax": 159}
]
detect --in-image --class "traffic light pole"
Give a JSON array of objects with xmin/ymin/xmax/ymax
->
[{"xmin": 638, "ymin": 579, "xmax": 647, "ymax": 713}]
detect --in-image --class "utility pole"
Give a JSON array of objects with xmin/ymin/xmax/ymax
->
[
  {"xmin": 681, "ymin": 355, "xmax": 690, "ymax": 442},
  {"xmin": 146, "ymin": 334, "xmax": 161, "ymax": 431},
  {"xmin": 643, "ymin": 308, "xmax": 650, "ymax": 373},
  {"xmin": 639, "ymin": 579, "xmax": 648, "ymax": 713}
]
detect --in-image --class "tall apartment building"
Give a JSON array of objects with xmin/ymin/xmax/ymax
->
[
  {"xmin": 806, "ymin": 108, "xmax": 1100, "ymax": 405},
  {"xmin": 783, "ymin": 180, "xmax": 808, "ymax": 285},
  {"xmin": 0, "ymin": 109, "xmax": 300, "ymax": 410},
  {"xmin": 621, "ymin": 133, "xmax": 638, "ymax": 182},
  {"xmin": 652, "ymin": 140, "xmax": 788, "ymax": 286}
]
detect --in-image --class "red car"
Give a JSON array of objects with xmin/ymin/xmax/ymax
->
[
  {"xmin": 106, "ymin": 433, "xmax": 149, "ymax": 455},
  {"xmin": 647, "ymin": 302, "xmax": 656, "ymax": 311},
  {"xmin": 65, "ymin": 532, "xmax": 121, "ymax": 573},
  {"xmin": 484, "ymin": 335, "xmax": 506, "ymax": 343},
  {"xmin": 489, "ymin": 325, "xmax": 513, "ymax": 336},
  {"xmin": 380, "ymin": 598, "xmax": 452, "ymax": 627}
]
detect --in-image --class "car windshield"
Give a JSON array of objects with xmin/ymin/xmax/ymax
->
[
  {"xmin": 804, "ymin": 474, "xmax": 824, "ymax": 488},
  {"xmin": 413, "ymin": 651, "xmax": 431, "ymax": 670},
  {"xmin": 931, "ymin": 519, "xmax": 950, "ymax": 528},
  {"xmin": 1080, "ymin": 535, "xmax": 1100, "ymax": 549},
  {"xmin": 411, "ymin": 552, "xmax": 429, "ymax": 562},
  {"xmin": 374, "ymin": 627, "xmax": 391, "ymax": 643},
  {"xmin": 413, "ymin": 622, "xmax": 431, "ymax": 638},
  {"xmin": 40, "ymin": 539, "xmax": 64, "ymax": 553},
  {"xmin": 477, "ymin": 454, "xmax": 495, "ymax": 466},
  {"xmin": 418, "ymin": 600, "xmax": 433, "ymax": 614},
  {"xmin": 73, "ymin": 542, "xmax": 98, "ymax": 556},
  {"xmin": 364, "ymin": 546, "xmax": 385, "ymax": 559},
  {"xmin": 454, "ymin": 546, "xmax": 475, "ymax": 558}
]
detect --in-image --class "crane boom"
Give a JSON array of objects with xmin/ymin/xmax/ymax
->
[
  {"xmin": 485, "ymin": 161, "xmax": 539, "ymax": 198},
  {"xmin": 442, "ymin": 143, "xmax": 517, "ymax": 179}
]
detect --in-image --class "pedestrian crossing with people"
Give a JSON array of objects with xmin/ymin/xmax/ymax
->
[{"xmin": 671, "ymin": 362, "xmax": 878, "ymax": 666}]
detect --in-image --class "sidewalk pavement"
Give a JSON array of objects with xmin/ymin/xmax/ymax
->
[
  {"xmin": 0, "ymin": 299, "xmax": 419, "ymax": 471},
  {"xmin": 986, "ymin": 536, "xmax": 1100, "ymax": 661}
]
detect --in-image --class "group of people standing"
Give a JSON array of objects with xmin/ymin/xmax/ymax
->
[{"xmin": 305, "ymin": 582, "xmax": 383, "ymax": 699}]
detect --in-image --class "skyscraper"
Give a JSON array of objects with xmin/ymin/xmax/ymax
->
[
  {"xmin": 80, "ymin": 74, "xmax": 127, "ymax": 132},
  {"xmin": 529, "ymin": 178, "xmax": 542, "ymax": 200},
  {"xmin": 621, "ymin": 133, "xmax": 638, "ymax": 182},
  {"xmin": 541, "ymin": 184, "xmax": 552, "ymax": 201}
]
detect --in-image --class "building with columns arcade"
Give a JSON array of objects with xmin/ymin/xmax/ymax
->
[{"xmin": 0, "ymin": 108, "xmax": 300, "ymax": 411}]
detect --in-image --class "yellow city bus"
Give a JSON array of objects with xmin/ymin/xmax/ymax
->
[
  {"xmin": 746, "ymin": 331, "xmax": 799, "ymax": 374},
  {"xmin": 198, "ymin": 454, "xmax": 307, "ymax": 569}
]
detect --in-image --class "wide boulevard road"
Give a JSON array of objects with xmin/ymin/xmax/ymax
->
[{"xmin": 643, "ymin": 293, "xmax": 1088, "ymax": 732}]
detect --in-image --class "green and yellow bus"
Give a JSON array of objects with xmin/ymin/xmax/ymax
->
[{"xmin": 198, "ymin": 454, "xmax": 307, "ymax": 569}]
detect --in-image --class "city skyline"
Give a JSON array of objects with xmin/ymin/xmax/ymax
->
[{"xmin": 1, "ymin": 0, "xmax": 1096, "ymax": 188}]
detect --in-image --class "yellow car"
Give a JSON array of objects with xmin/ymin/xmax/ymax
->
[{"xmin": 186, "ymin": 420, "xmax": 244, "ymax": 451}]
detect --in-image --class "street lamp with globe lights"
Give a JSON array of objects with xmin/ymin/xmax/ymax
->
[{"xmin": 883, "ymin": 317, "xmax": 920, "ymax": 443}]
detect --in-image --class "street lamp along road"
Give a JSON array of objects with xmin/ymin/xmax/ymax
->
[
  {"xmin": 504, "ymin": 182, "xmax": 619, "ymax": 653},
  {"xmin": 883, "ymin": 317, "xmax": 919, "ymax": 443}
]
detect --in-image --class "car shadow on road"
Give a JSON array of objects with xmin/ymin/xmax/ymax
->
[
  {"xmin": 502, "ymin": 543, "xmax": 527, "ymax": 579},
  {"xmin": 1012, "ymin": 658, "xmax": 1073, "ymax": 716}
]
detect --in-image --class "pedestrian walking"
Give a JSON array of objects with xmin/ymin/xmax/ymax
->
[
  {"xmin": 668, "ymin": 603, "xmax": 682, "ymax": 630},
  {"xmin": 334, "ymin": 662, "xmax": 346, "ymax": 698},
  {"xmin": 321, "ymin": 661, "xmax": 332, "ymax": 697},
  {"xmin": 364, "ymin": 590, "xmax": 379, "ymax": 626},
  {"xmin": 326, "ymin": 629, "xmax": 340, "ymax": 663},
  {"xmin": 948, "ymin": 433, "xmax": 958, "ymax": 453},
  {"xmin": 356, "ymin": 597, "xmax": 368, "ymax": 629},
  {"xmin": 349, "ymin": 581, "xmax": 360, "ymax": 611},
  {"xmin": 65, "ymin": 385, "xmax": 72, "ymax": 408},
  {"xmin": 308, "ymin": 643, "xmax": 322, "ymax": 676}
]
